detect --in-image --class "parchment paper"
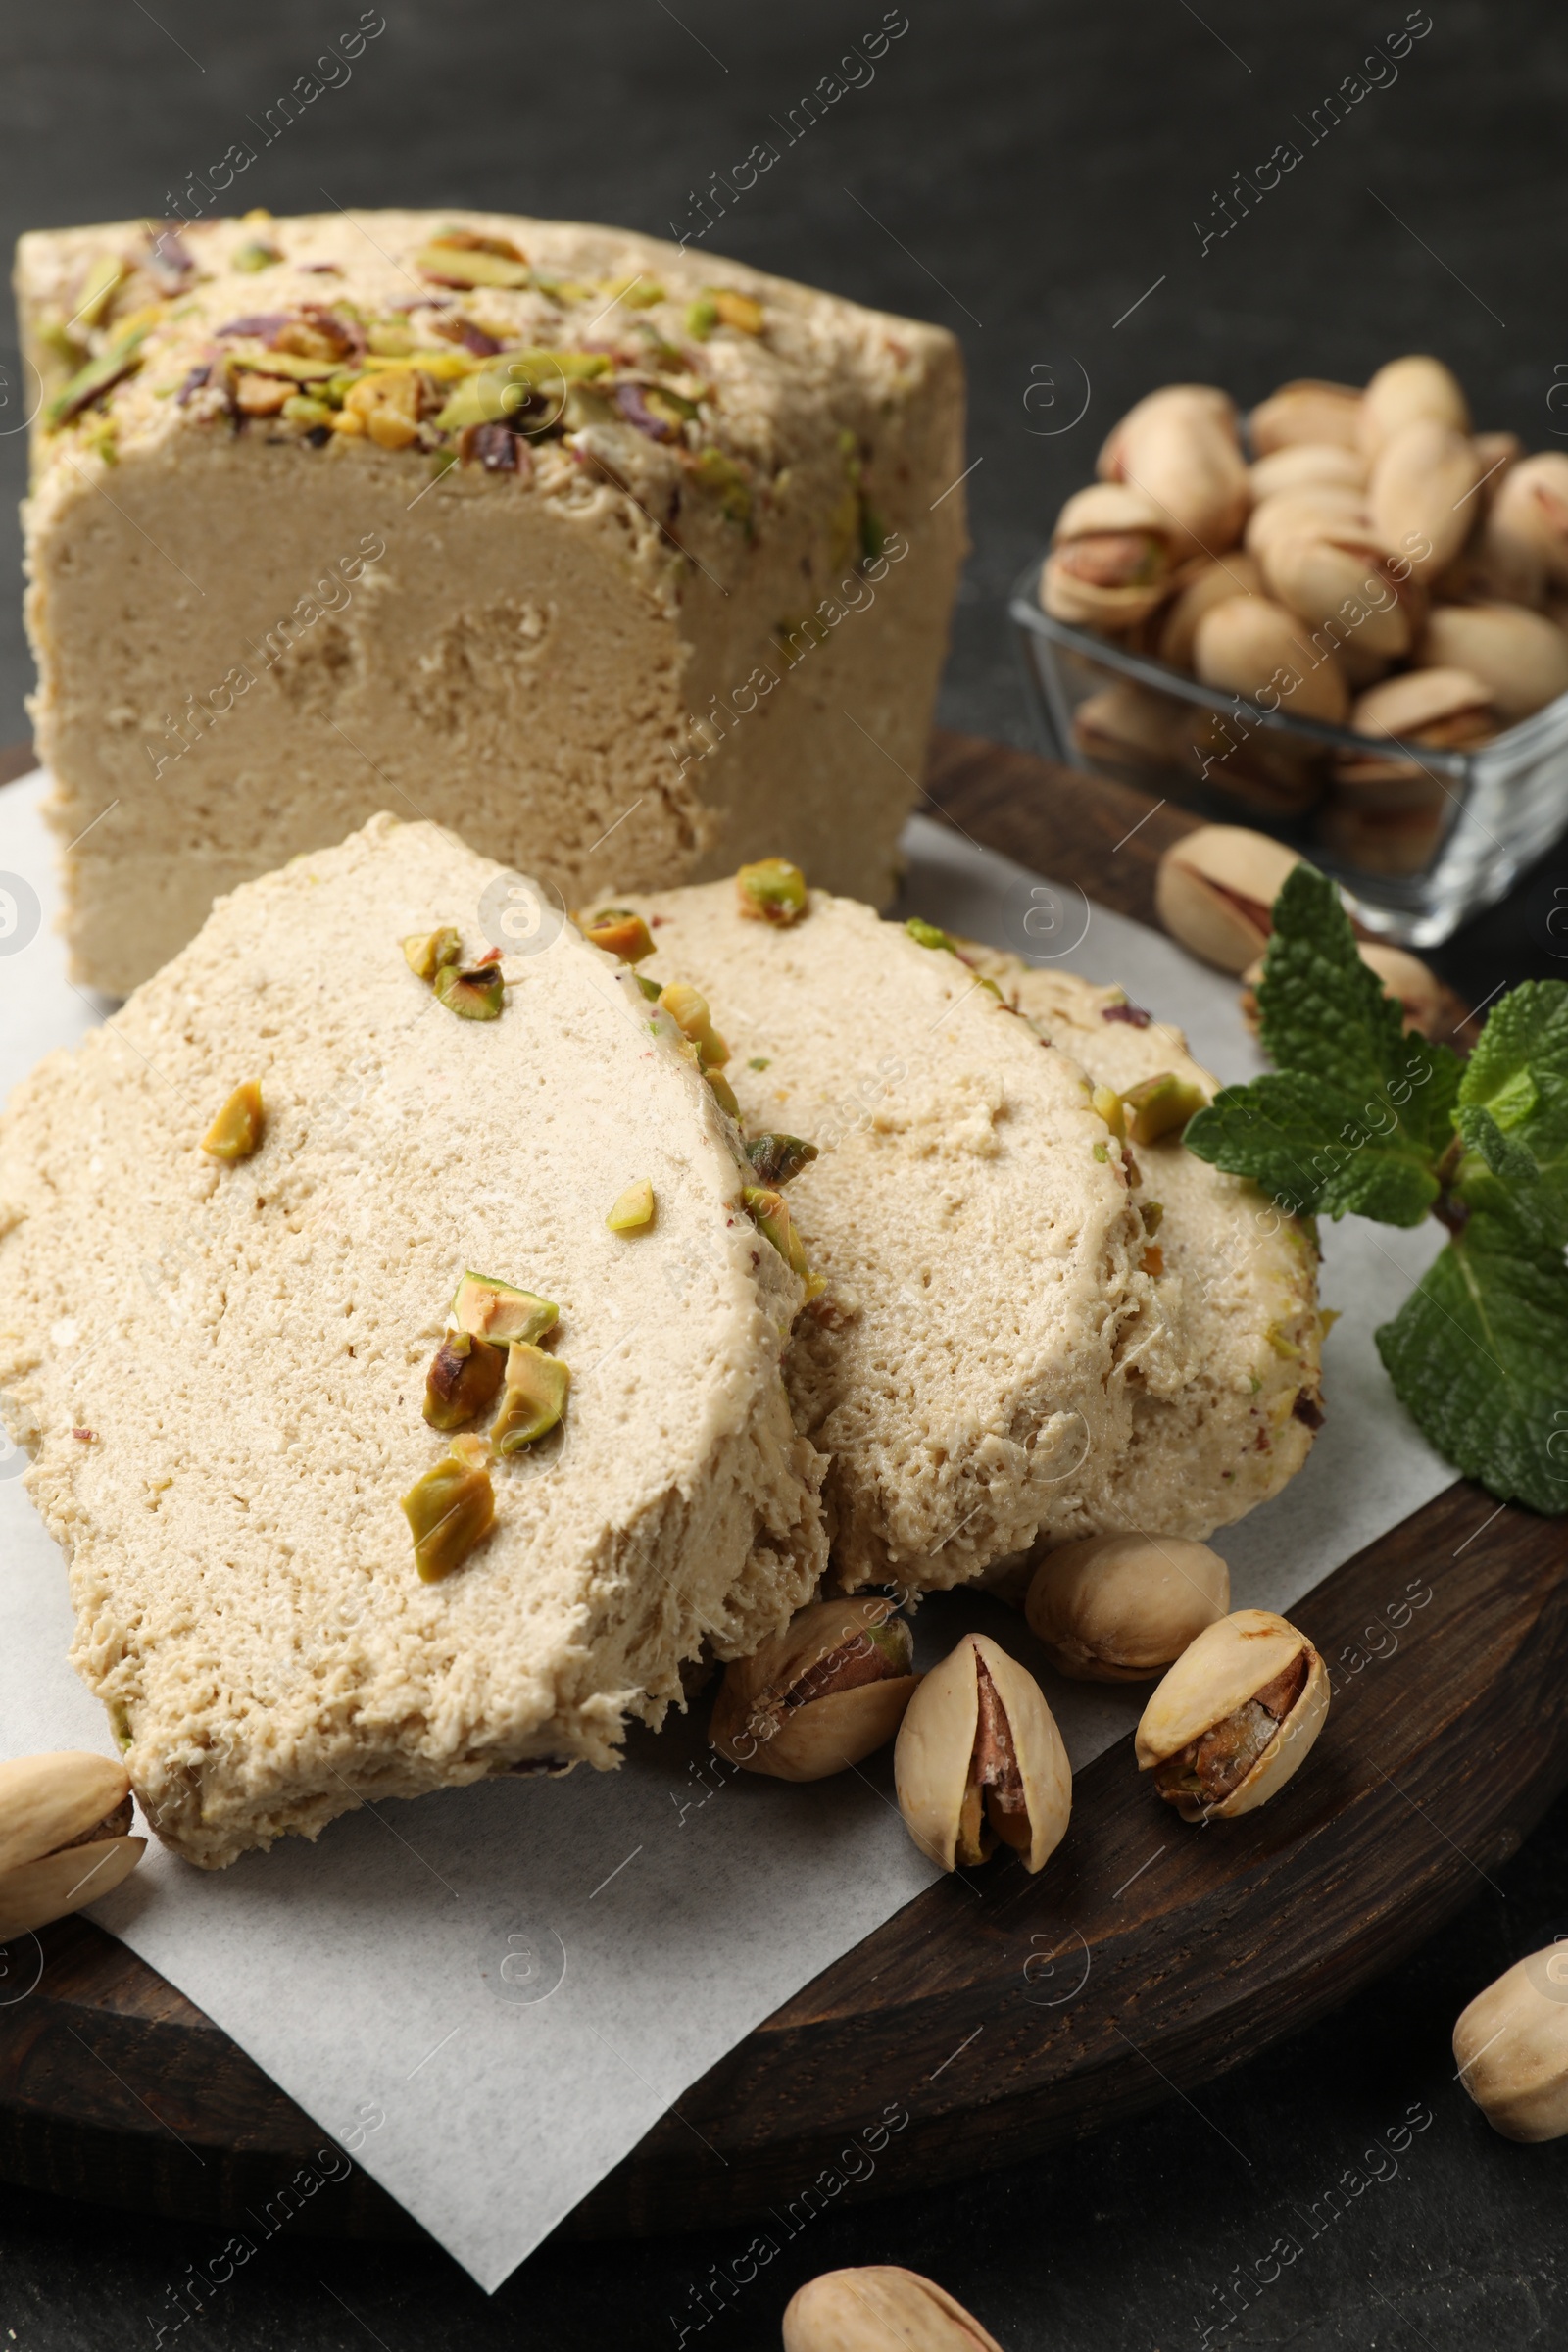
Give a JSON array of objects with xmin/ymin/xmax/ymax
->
[{"xmin": 0, "ymin": 774, "xmax": 1454, "ymax": 2289}]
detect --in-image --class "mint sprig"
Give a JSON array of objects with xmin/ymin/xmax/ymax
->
[{"xmin": 1185, "ymin": 865, "xmax": 1568, "ymax": 1514}]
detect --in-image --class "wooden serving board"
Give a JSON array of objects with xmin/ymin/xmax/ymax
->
[{"xmin": 0, "ymin": 732, "xmax": 1548, "ymax": 2243}]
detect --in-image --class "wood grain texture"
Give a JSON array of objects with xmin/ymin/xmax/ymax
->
[{"xmin": 0, "ymin": 730, "xmax": 1531, "ymax": 2243}]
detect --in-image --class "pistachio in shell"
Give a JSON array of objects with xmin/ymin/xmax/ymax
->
[
  {"xmin": 1467, "ymin": 452, "xmax": 1568, "ymax": 606},
  {"xmin": 1359, "ymin": 354, "xmax": 1470, "ymax": 458},
  {"xmin": 1153, "ymin": 824, "xmax": 1301, "ymax": 972},
  {"xmin": 1248, "ymin": 443, "xmax": 1367, "ymax": 501},
  {"xmin": 1453, "ymin": 1948, "xmax": 1568, "ymax": 2142},
  {"xmin": 1191, "ymin": 594, "xmax": 1349, "ymax": 724},
  {"xmin": 1096, "ymin": 382, "xmax": 1237, "ymax": 476},
  {"xmin": 1154, "ymin": 552, "xmax": 1265, "ymax": 670},
  {"xmin": 1256, "ymin": 531, "xmax": 1417, "ymax": 665},
  {"xmin": 1241, "ymin": 938, "xmax": 1445, "ymax": 1040},
  {"xmin": 1318, "ymin": 794, "xmax": 1446, "ymax": 878},
  {"xmin": 1072, "ymin": 681, "xmax": 1186, "ymax": 774},
  {"xmin": 894, "ymin": 1632, "xmax": 1070, "ymax": 1874},
  {"xmin": 1248, "ymin": 378, "xmax": 1363, "ymax": 455},
  {"xmin": 1368, "ymin": 418, "xmax": 1482, "ymax": 577},
  {"xmin": 1097, "ymin": 384, "xmax": 1248, "ymax": 554},
  {"xmin": 1419, "ymin": 600, "xmax": 1568, "ymax": 721},
  {"xmin": 710, "ymin": 1596, "xmax": 919, "ymax": 1782},
  {"xmin": 1337, "ymin": 667, "xmax": 1497, "ymax": 793},
  {"xmin": 1041, "ymin": 482, "xmax": 1178, "ymax": 631},
  {"xmin": 782, "ymin": 2266, "xmax": 1004, "ymax": 2352},
  {"xmin": 1136, "ymin": 1607, "xmax": 1329, "ymax": 1821},
  {"xmin": 1026, "ymin": 1534, "xmax": 1230, "ymax": 1683},
  {"xmin": 1244, "ymin": 482, "xmax": 1370, "ymax": 562}
]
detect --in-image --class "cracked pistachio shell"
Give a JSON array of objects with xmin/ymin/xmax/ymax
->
[
  {"xmin": 1096, "ymin": 383, "xmax": 1237, "ymax": 479},
  {"xmin": 1478, "ymin": 452, "xmax": 1568, "ymax": 599},
  {"xmin": 1155, "ymin": 553, "xmax": 1265, "ymax": 671},
  {"xmin": 1135, "ymin": 1608, "xmax": 1329, "ymax": 1818},
  {"xmin": 1153, "ymin": 824, "xmax": 1301, "ymax": 972},
  {"xmin": 1248, "ymin": 378, "xmax": 1363, "ymax": 455},
  {"xmin": 1248, "ymin": 443, "xmax": 1367, "ymax": 500},
  {"xmin": 1368, "ymin": 418, "xmax": 1482, "ymax": 577},
  {"xmin": 1454, "ymin": 1949, "xmax": 1568, "ymax": 2142},
  {"xmin": 710, "ymin": 1597, "xmax": 919, "ymax": 1782},
  {"xmin": 1359, "ymin": 355, "xmax": 1470, "ymax": 458},
  {"xmin": 894, "ymin": 1633, "xmax": 1070, "ymax": 1876},
  {"xmin": 0, "ymin": 1751, "xmax": 131, "ymax": 1878},
  {"xmin": 0, "ymin": 1835, "xmax": 146, "ymax": 1940},
  {"xmin": 1191, "ymin": 594, "xmax": 1349, "ymax": 724},
  {"xmin": 1042, "ymin": 482, "xmax": 1176, "ymax": 631},
  {"xmin": 1257, "ymin": 534, "xmax": 1417, "ymax": 662},
  {"xmin": 1025, "ymin": 1535, "xmax": 1229, "ymax": 1682},
  {"xmin": 783, "ymin": 2266, "xmax": 1004, "ymax": 2352},
  {"xmin": 1418, "ymin": 602, "xmax": 1568, "ymax": 722},
  {"xmin": 1098, "ymin": 387, "xmax": 1248, "ymax": 554},
  {"xmin": 1072, "ymin": 681, "xmax": 1185, "ymax": 772}
]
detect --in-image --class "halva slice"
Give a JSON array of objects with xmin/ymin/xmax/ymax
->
[
  {"xmin": 0, "ymin": 816, "xmax": 826, "ymax": 1867},
  {"xmin": 956, "ymin": 951, "xmax": 1324, "ymax": 1534},
  {"xmin": 18, "ymin": 208, "xmax": 965, "ymax": 993},
  {"xmin": 616, "ymin": 878, "xmax": 1162, "ymax": 1590}
]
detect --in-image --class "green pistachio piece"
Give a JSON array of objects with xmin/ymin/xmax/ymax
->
[
  {"xmin": 229, "ymin": 351, "xmax": 340, "ymax": 383},
  {"xmin": 635, "ymin": 972, "xmax": 662, "ymax": 1003},
  {"xmin": 607, "ymin": 1178, "xmax": 656, "ymax": 1232},
  {"xmin": 402, "ymin": 926, "xmax": 463, "ymax": 981},
  {"xmin": 660, "ymin": 980, "xmax": 729, "ymax": 1069},
  {"xmin": 433, "ymin": 960, "xmax": 505, "ymax": 1020},
  {"xmin": 1121, "ymin": 1072, "xmax": 1208, "ymax": 1146},
  {"xmin": 745, "ymin": 1133, "xmax": 819, "ymax": 1187},
  {"xmin": 735, "ymin": 858, "xmax": 807, "ymax": 926},
  {"xmin": 491, "ymin": 1343, "xmax": 570, "ymax": 1454},
  {"xmin": 1141, "ymin": 1200, "xmax": 1165, "ymax": 1236},
  {"xmin": 402, "ymin": 1438, "xmax": 495, "ymax": 1581},
  {"xmin": 743, "ymin": 1183, "xmax": 811, "ymax": 1284},
  {"xmin": 367, "ymin": 321, "xmax": 418, "ymax": 356},
  {"xmin": 602, "ymin": 273, "xmax": 665, "ymax": 308},
  {"xmin": 451, "ymin": 1273, "xmax": 558, "ymax": 1348},
  {"xmin": 691, "ymin": 446, "xmax": 753, "ymax": 528},
  {"xmin": 906, "ymin": 917, "xmax": 955, "ymax": 954},
  {"xmin": 281, "ymin": 394, "xmax": 334, "ymax": 427},
  {"xmin": 232, "ymin": 240, "xmax": 282, "ymax": 272},
  {"xmin": 45, "ymin": 323, "xmax": 150, "ymax": 428},
  {"xmin": 416, "ymin": 243, "xmax": 533, "ymax": 290},
  {"xmin": 74, "ymin": 253, "xmax": 126, "ymax": 329},
  {"xmin": 707, "ymin": 1067, "xmax": 740, "ymax": 1119},
  {"xmin": 686, "ymin": 296, "xmax": 718, "ymax": 341},
  {"xmin": 201, "ymin": 1081, "xmax": 264, "ymax": 1161},
  {"xmin": 688, "ymin": 288, "xmax": 763, "ymax": 338},
  {"xmin": 436, "ymin": 349, "xmax": 609, "ymax": 433},
  {"xmin": 748, "ymin": 1055, "xmax": 771, "ymax": 1071},
  {"xmin": 1091, "ymin": 1084, "xmax": 1126, "ymax": 1142},
  {"xmin": 580, "ymin": 907, "xmax": 655, "ymax": 963},
  {"xmin": 422, "ymin": 1330, "xmax": 507, "ymax": 1431}
]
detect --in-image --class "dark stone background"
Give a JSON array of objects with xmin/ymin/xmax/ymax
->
[{"xmin": 2, "ymin": 3, "xmax": 1567, "ymax": 2343}]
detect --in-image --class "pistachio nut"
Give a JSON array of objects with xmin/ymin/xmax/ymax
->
[
  {"xmin": 1453, "ymin": 1948, "xmax": 1568, "ymax": 2141},
  {"xmin": 1154, "ymin": 553, "xmax": 1265, "ymax": 670},
  {"xmin": 736, "ymin": 857, "xmax": 808, "ymax": 924},
  {"xmin": 1471, "ymin": 429, "xmax": 1524, "ymax": 498},
  {"xmin": 434, "ymin": 958, "xmax": 505, "ymax": 1020},
  {"xmin": 402, "ymin": 1436, "xmax": 495, "ymax": 1580},
  {"xmin": 782, "ymin": 2266, "xmax": 1004, "ymax": 2352},
  {"xmin": 1241, "ymin": 938, "xmax": 1446, "ymax": 1040},
  {"xmin": 579, "ymin": 906, "xmax": 655, "ymax": 963},
  {"xmin": 1119, "ymin": 1069, "xmax": 1207, "ymax": 1145},
  {"xmin": 743, "ymin": 1182, "xmax": 811, "ymax": 1284},
  {"xmin": 1136, "ymin": 1607, "xmax": 1329, "ymax": 1821},
  {"xmin": 1367, "ymin": 418, "xmax": 1482, "ymax": 577},
  {"xmin": 1338, "ymin": 667, "xmax": 1497, "ymax": 793},
  {"xmin": 607, "ymin": 1177, "xmax": 656, "ymax": 1230},
  {"xmin": 402, "ymin": 927, "xmax": 464, "ymax": 981},
  {"xmin": 1041, "ymin": 482, "xmax": 1178, "ymax": 631},
  {"xmin": 1091, "ymin": 1083, "xmax": 1125, "ymax": 1141},
  {"xmin": 1248, "ymin": 443, "xmax": 1367, "ymax": 501},
  {"xmin": 1154, "ymin": 824, "xmax": 1301, "ymax": 972},
  {"xmin": 710, "ymin": 1597, "xmax": 919, "ymax": 1782},
  {"xmin": 906, "ymin": 916, "xmax": 956, "ymax": 952},
  {"xmin": 1096, "ymin": 385, "xmax": 1248, "ymax": 554},
  {"xmin": 1318, "ymin": 795, "xmax": 1446, "ymax": 878},
  {"xmin": 659, "ymin": 980, "xmax": 729, "ymax": 1068},
  {"xmin": 201, "ymin": 1081, "xmax": 265, "ymax": 1161},
  {"xmin": 1025, "ymin": 1534, "xmax": 1230, "ymax": 1683},
  {"xmin": 1418, "ymin": 600, "xmax": 1568, "ymax": 721},
  {"xmin": 422, "ymin": 1330, "xmax": 506, "ymax": 1430},
  {"xmin": 745, "ymin": 1132, "xmax": 818, "ymax": 1186},
  {"xmin": 491, "ymin": 1342, "xmax": 569, "ymax": 1453},
  {"xmin": 1248, "ymin": 378, "xmax": 1363, "ymax": 455},
  {"xmin": 1256, "ymin": 532, "xmax": 1417, "ymax": 664},
  {"xmin": 1359, "ymin": 354, "xmax": 1470, "ymax": 458},
  {"xmin": 1243, "ymin": 481, "xmax": 1369, "ymax": 562},
  {"xmin": 1177, "ymin": 709, "xmax": 1325, "ymax": 815},
  {"xmin": 706, "ymin": 1066, "xmax": 741, "ymax": 1119},
  {"xmin": 1072, "ymin": 681, "xmax": 1186, "ymax": 772},
  {"xmin": 0, "ymin": 1752, "xmax": 144, "ymax": 1939},
  {"xmin": 451, "ymin": 1271, "xmax": 558, "ymax": 1348},
  {"xmin": 1191, "ymin": 594, "xmax": 1349, "ymax": 723},
  {"xmin": 1476, "ymin": 452, "xmax": 1568, "ymax": 601},
  {"xmin": 894, "ymin": 1633, "xmax": 1071, "ymax": 1875}
]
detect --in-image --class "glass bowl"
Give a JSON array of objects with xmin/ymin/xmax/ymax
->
[{"xmin": 1010, "ymin": 558, "xmax": 1568, "ymax": 946}]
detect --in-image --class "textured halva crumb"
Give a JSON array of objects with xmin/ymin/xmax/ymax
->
[
  {"xmin": 621, "ymin": 882, "xmax": 1170, "ymax": 1589},
  {"xmin": 17, "ymin": 209, "xmax": 966, "ymax": 994},
  {"xmin": 0, "ymin": 816, "xmax": 826, "ymax": 1867},
  {"xmin": 955, "ymin": 951, "xmax": 1324, "ymax": 1535}
]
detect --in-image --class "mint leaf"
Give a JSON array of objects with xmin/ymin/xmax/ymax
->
[
  {"xmin": 1457, "ymin": 979, "xmax": 1568, "ymax": 1201},
  {"xmin": 1189, "ymin": 1073, "xmax": 1444, "ymax": 1225},
  {"xmin": 1186, "ymin": 863, "xmax": 1462, "ymax": 1224},
  {"xmin": 1455, "ymin": 1103, "xmax": 1538, "ymax": 1188},
  {"xmin": 1376, "ymin": 1183, "xmax": 1568, "ymax": 1514}
]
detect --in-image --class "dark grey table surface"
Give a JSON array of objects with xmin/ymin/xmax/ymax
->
[{"xmin": 3, "ymin": 4, "xmax": 1567, "ymax": 2344}]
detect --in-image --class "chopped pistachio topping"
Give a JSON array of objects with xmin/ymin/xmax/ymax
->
[
  {"xmin": 688, "ymin": 288, "xmax": 764, "ymax": 338},
  {"xmin": 1091, "ymin": 1083, "xmax": 1126, "ymax": 1142},
  {"xmin": 707, "ymin": 1067, "xmax": 741, "ymax": 1119},
  {"xmin": 1140, "ymin": 1200, "xmax": 1165, "ymax": 1236},
  {"xmin": 402, "ymin": 926, "xmax": 463, "ymax": 981},
  {"xmin": 607, "ymin": 1177, "xmax": 656, "ymax": 1232},
  {"xmin": 736, "ymin": 858, "xmax": 807, "ymax": 926},
  {"xmin": 416, "ymin": 239, "xmax": 533, "ymax": 291},
  {"xmin": 74, "ymin": 253, "xmax": 125, "ymax": 329},
  {"xmin": 201, "ymin": 1081, "xmax": 265, "ymax": 1161},
  {"xmin": 422, "ymin": 1330, "xmax": 507, "ymax": 1431},
  {"xmin": 232, "ymin": 240, "xmax": 283, "ymax": 272},
  {"xmin": 748, "ymin": 1055, "xmax": 771, "ymax": 1071},
  {"xmin": 451, "ymin": 1273, "xmax": 558, "ymax": 1348},
  {"xmin": 402, "ymin": 1443, "xmax": 495, "ymax": 1581},
  {"xmin": 46, "ymin": 322, "xmax": 151, "ymax": 429},
  {"xmin": 1121, "ymin": 1071, "xmax": 1207, "ymax": 1146},
  {"xmin": 433, "ymin": 961, "xmax": 506, "ymax": 1020},
  {"xmin": 491, "ymin": 1342, "xmax": 570, "ymax": 1453},
  {"xmin": 745, "ymin": 1133, "xmax": 819, "ymax": 1187},
  {"xmin": 660, "ymin": 980, "xmax": 729, "ymax": 1068},
  {"xmin": 581, "ymin": 907, "xmax": 655, "ymax": 963},
  {"xmin": 690, "ymin": 445, "xmax": 753, "ymax": 528},
  {"xmin": 905, "ymin": 916, "xmax": 955, "ymax": 954},
  {"xmin": 743, "ymin": 1182, "xmax": 813, "ymax": 1286},
  {"xmin": 634, "ymin": 971, "xmax": 662, "ymax": 1003}
]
